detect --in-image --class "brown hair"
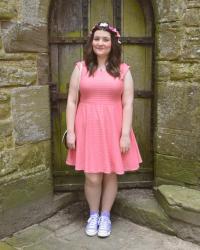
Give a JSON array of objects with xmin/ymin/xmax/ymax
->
[{"xmin": 84, "ymin": 22, "xmax": 122, "ymax": 78}]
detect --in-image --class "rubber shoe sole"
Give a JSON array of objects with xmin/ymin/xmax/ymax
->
[
  {"xmin": 97, "ymin": 229, "xmax": 111, "ymax": 238},
  {"xmin": 85, "ymin": 229, "xmax": 98, "ymax": 237}
]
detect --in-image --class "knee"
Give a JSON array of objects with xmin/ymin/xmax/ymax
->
[{"xmin": 85, "ymin": 174, "xmax": 103, "ymax": 186}]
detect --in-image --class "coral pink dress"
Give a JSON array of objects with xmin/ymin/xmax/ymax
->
[{"xmin": 66, "ymin": 61, "xmax": 142, "ymax": 175}]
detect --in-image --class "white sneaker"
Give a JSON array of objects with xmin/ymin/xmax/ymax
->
[
  {"xmin": 97, "ymin": 216, "xmax": 111, "ymax": 237},
  {"xmin": 85, "ymin": 214, "xmax": 99, "ymax": 236}
]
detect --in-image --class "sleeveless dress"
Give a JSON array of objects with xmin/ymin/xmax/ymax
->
[{"xmin": 66, "ymin": 61, "xmax": 142, "ymax": 175}]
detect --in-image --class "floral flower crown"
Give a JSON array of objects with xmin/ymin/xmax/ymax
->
[{"xmin": 90, "ymin": 22, "xmax": 121, "ymax": 44}]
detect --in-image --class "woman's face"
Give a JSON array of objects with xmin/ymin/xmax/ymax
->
[{"xmin": 92, "ymin": 30, "xmax": 112, "ymax": 58}]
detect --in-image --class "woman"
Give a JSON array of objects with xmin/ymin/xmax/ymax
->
[{"xmin": 66, "ymin": 22, "xmax": 142, "ymax": 238}]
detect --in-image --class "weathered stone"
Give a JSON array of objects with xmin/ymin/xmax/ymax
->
[
  {"xmin": 4, "ymin": 225, "xmax": 52, "ymax": 248},
  {"xmin": 20, "ymin": 0, "xmax": 51, "ymax": 25},
  {"xmin": 187, "ymin": 0, "xmax": 200, "ymax": 8},
  {"xmin": 0, "ymin": 35, "xmax": 2, "ymax": 50},
  {"xmin": 0, "ymin": 60, "xmax": 37, "ymax": 87},
  {"xmin": 154, "ymin": 0, "xmax": 187, "ymax": 23},
  {"xmin": 11, "ymin": 86, "xmax": 51, "ymax": 144},
  {"xmin": 37, "ymin": 53, "xmax": 49, "ymax": 85},
  {"xmin": 2, "ymin": 22, "xmax": 48, "ymax": 53},
  {"xmin": 172, "ymin": 219, "xmax": 200, "ymax": 245},
  {"xmin": 183, "ymin": 8, "xmax": 200, "ymax": 26},
  {"xmin": 155, "ymin": 130, "xmax": 200, "ymax": 161},
  {"xmin": 0, "ymin": 91, "xmax": 10, "ymax": 103},
  {"xmin": 0, "ymin": 169, "xmax": 53, "ymax": 238},
  {"xmin": 0, "ymin": 51, "xmax": 37, "ymax": 61},
  {"xmin": 155, "ymin": 185, "xmax": 200, "ymax": 226},
  {"xmin": 157, "ymin": 82, "xmax": 200, "ymax": 133},
  {"xmin": 112, "ymin": 189, "xmax": 175, "ymax": 235},
  {"xmin": 170, "ymin": 63, "xmax": 200, "ymax": 80},
  {"xmin": 155, "ymin": 61, "xmax": 171, "ymax": 81},
  {"xmin": 0, "ymin": 140, "xmax": 51, "ymax": 178},
  {"xmin": 0, "ymin": 119, "xmax": 12, "ymax": 137},
  {"xmin": 182, "ymin": 27, "xmax": 200, "ymax": 60},
  {"xmin": 155, "ymin": 154, "xmax": 200, "ymax": 186},
  {"xmin": 0, "ymin": 242, "xmax": 15, "ymax": 250},
  {"xmin": 0, "ymin": 103, "xmax": 10, "ymax": 119},
  {"xmin": 154, "ymin": 177, "xmax": 186, "ymax": 188},
  {"xmin": 0, "ymin": 169, "xmax": 52, "ymax": 211},
  {"xmin": 0, "ymin": 0, "xmax": 18, "ymax": 20},
  {"xmin": 157, "ymin": 24, "xmax": 183, "ymax": 60},
  {"xmin": 0, "ymin": 136, "xmax": 13, "ymax": 151}
]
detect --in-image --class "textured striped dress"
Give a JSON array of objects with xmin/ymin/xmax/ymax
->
[{"xmin": 66, "ymin": 61, "xmax": 142, "ymax": 174}]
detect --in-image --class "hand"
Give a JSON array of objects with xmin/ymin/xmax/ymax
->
[
  {"xmin": 120, "ymin": 134, "xmax": 131, "ymax": 154},
  {"xmin": 67, "ymin": 131, "xmax": 76, "ymax": 149}
]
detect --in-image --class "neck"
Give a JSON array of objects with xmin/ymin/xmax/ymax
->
[{"xmin": 97, "ymin": 56, "xmax": 108, "ymax": 67}]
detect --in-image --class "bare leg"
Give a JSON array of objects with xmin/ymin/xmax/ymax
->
[
  {"xmin": 101, "ymin": 173, "xmax": 118, "ymax": 212},
  {"xmin": 84, "ymin": 173, "xmax": 103, "ymax": 212}
]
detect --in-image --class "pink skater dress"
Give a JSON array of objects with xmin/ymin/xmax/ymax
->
[{"xmin": 66, "ymin": 61, "xmax": 142, "ymax": 175}]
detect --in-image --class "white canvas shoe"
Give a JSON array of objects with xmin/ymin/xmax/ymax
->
[
  {"xmin": 85, "ymin": 214, "xmax": 99, "ymax": 236},
  {"xmin": 97, "ymin": 216, "xmax": 111, "ymax": 237}
]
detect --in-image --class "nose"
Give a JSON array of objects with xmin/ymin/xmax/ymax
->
[{"xmin": 97, "ymin": 39, "xmax": 104, "ymax": 45}]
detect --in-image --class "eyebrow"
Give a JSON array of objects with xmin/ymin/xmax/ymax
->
[{"xmin": 93, "ymin": 35, "xmax": 111, "ymax": 39}]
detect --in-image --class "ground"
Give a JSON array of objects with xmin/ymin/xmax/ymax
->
[{"xmin": 1, "ymin": 201, "xmax": 200, "ymax": 250}]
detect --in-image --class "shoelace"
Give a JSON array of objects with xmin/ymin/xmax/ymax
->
[
  {"xmin": 98, "ymin": 216, "xmax": 111, "ymax": 230},
  {"xmin": 87, "ymin": 215, "xmax": 99, "ymax": 229}
]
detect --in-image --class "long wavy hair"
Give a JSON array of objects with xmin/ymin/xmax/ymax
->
[{"xmin": 84, "ymin": 22, "xmax": 122, "ymax": 78}]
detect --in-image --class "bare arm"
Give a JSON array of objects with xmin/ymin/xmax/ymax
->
[
  {"xmin": 120, "ymin": 69, "xmax": 134, "ymax": 153},
  {"xmin": 66, "ymin": 65, "xmax": 80, "ymax": 148}
]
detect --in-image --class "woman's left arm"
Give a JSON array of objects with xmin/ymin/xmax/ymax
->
[{"xmin": 120, "ymin": 69, "xmax": 134, "ymax": 153}]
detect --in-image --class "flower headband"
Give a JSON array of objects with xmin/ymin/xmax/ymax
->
[{"xmin": 91, "ymin": 22, "xmax": 121, "ymax": 44}]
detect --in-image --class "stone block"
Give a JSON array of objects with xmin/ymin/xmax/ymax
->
[
  {"xmin": 20, "ymin": 0, "xmax": 51, "ymax": 25},
  {"xmin": 0, "ymin": 91, "xmax": 10, "ymax": 103},
  {"xmin": 4, "ymin": 225, "xmax": 52, "ymax": 248},
  {"xmin": 0, "ymin": 59, "xmax": 37, "ymax": 87},
  {"xmin": 0, "ymin": 0, "xmax": 17, "ymax": 20},
  {"xmin": 0, "ymin": 103, "xmax": 10, "ymax": 119},
  {"xmin": 0, "ymin": 242, "xmax": 15, "ymax": 250},
  {"xmin": 172, "ymin": 219, "xmax": 200, "ymax": 245},
  {"xmin": 0, "ymin": 169, "xmax": 54, "ymax": 238},
  {"xmin": 11, "ymin": 85, "xmax": 51, "ymax": 144},
  {"xmin": 37, "ymin": 53, "xmax": 49, "ymax": 85},
  {"xmin": 155, "ymin": 129, "xmax": 200, "ymax": 161},
  {"xmin": 155, "ymin": 185, "xmax": 200, "ymax": 226},
  {"xmin": 155, "ymin": 61, "xmax": 171, "ymax": 81},
  {"xmin": 154, "ymin": 0, "xmax": 187, "ymax": 23},
  {"xmin": 0, "ymin": 119, "xmax": 12, "ymax": 137},
  {"xmin": 2, "ymin": 22, "xmax": 48, "ymax": 53},
  {"xmin": 170, "ymin": 63, "xmax": 199, "ymax": 81},
  {"xmin": 155, "ymin": 154, "xmax": 200, "ymax": 186},
  {"xmin": 0, "ymin": 136, "xmax": 13, "ymax": 151},
  {"xmin": 0, "ymin": 35, "xmax": 2, "ymax": 50},
  {"xmin": 187, "ymin": 0, "xmax": 200, "ymax": 8},
  {"xmin": 157, "ymin": 24, "xmax": 183, "ymax": 60},
  {"xmin": 157, "ymin": 82, "xmax": 200, "ymax": 134},
  {"xmin": 183, "ymin": 8, "xmax": 200, "ymax": 26},
  {"xmin": 182, "ymin": 27, "xmax": 200, "ymax": 60},
  {"xmin": 0, "ymin": 168, "xmax": 52, "ymax": 212},
  {"xmin": 0, "ymin": 140, "xmax": 51, "ymax": 178},
  {"xmin": 112, "ymin": 189, "xmax": 175, "ymax": 235}
]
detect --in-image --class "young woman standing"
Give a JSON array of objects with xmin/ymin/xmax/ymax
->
[{"xmin": 66, "ymin": 22, "xmax": 142, "ymax": 237}]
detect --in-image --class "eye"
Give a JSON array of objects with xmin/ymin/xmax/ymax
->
[
  {"xmin": 93, "ymin": 37, "xmax": 100, "ymax": 41},
  {"xmin": 103, "ymin": 37, "xmax": 110, "ymax": 42}
]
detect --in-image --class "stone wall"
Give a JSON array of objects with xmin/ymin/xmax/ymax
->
[
  {"xmin": 152, "ymin": 0, "xmax": 200, "ymax": 190},
  {"xmin": 0, "ymin": 0, "xmax": 55, "ymax": 238}
]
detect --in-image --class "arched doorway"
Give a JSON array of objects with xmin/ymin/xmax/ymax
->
[{"xmin": 49, "ymin": 0, "xmax": 154, "ymax": 191}]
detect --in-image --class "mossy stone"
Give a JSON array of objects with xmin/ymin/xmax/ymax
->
[{"xmin": 155, "ymin": 185, "xmax": 200, "ymax": 226}]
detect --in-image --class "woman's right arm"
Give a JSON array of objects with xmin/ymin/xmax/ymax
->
[{"xmin": 66, "ymin": 65, "xmax": 80, "ymax": 149}]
